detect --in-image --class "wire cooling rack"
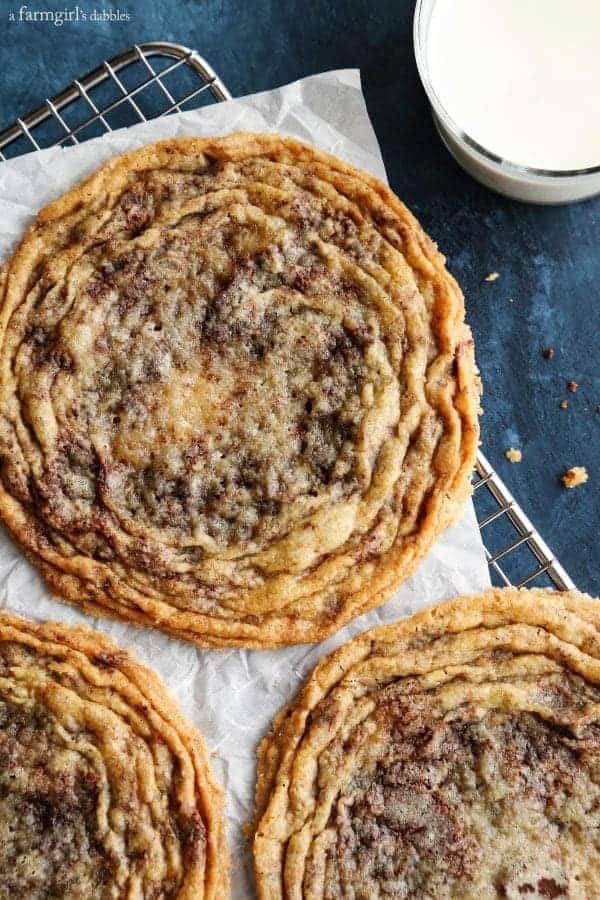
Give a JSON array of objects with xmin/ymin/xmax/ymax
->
[
  {"xmin": 0, "ymin": 42, "xmax": 231, "ymax": 158},
  {"xmin": 0, "ymin": 41, "xmax": 576, "ymax": 591}
]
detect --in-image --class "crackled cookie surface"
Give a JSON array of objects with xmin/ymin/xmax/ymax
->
[
  {"xmin": 0, "ymin": 611, "xmax": 227, "ymax": 899},
  {"xmin": 254, "ymin": 588, "xmax": 600, "ymax": 898},
  {"xmin": 0, "ymin": 133, "xmax": 478, "ymax": 647}
]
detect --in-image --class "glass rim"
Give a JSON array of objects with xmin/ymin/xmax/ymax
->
[{"xmin": 413, "ymin": 0, "xmax": 600, "ymax": 180}]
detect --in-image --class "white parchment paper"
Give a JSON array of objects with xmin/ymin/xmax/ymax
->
[{"xmin": 0, "ymin": 70, "xmax": 491, "ymax": 897}]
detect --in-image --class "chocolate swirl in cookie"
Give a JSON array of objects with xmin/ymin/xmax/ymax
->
[
  {"xmin": 0, "ymin": 134, "xmax": 479, "ymax": 647},
  {"xmin": 254, "ymin": 588, "xmax": 600, "ymax": 898},
  {"xmin": 0, "ymin": 611, "xmax": 227, "ymax": 898}
]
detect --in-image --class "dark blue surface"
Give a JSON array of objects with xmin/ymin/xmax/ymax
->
[{"xmin": 1, "ymin": 0, "xmax": 598, "ymax": 591}]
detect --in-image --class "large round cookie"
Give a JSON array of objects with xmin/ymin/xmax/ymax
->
[
  {"xmin": 254, "ymin": 588, "xmax": 600, "ymax": 897},
  {"xmin": 0, "ymin": 133, "xmax": 479, "ymax": 648},
  {"xmin": 0, "ymin": 610, "xmax": 227, "ymax": 898}
]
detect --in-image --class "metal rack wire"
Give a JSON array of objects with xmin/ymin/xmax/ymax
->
[
  {"xmin": 0, "ymin": 42, "xmax": 231, "ymax": 158},
  {"xmin": 0, "ymin": 41, "xmax": 576, "ymax": 591}
]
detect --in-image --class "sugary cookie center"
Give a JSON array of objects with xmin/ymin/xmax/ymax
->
[
  {"xmin": 45, "ymin": 199, "xmax": 393, "ymax": 553},
  {"xmin": 328, "ymin": 688, "xmax": 600, "ymax": 898},
  {"xmin": 0, "ymin": 696, "xmax": 109, "ymax": 897}
]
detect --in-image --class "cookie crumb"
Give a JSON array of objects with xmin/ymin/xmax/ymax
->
[
  {"xmin": 567, "ymin": 380, "xmax": 578, "ymax": 393},
  {"xmin": 542, "ymin": 347, "xmax": 555, "ymax": 359},
  {"xmin": 562, "ymin": 466, "xmax": 588, "ymax": 489},
  {"xmin": 505, "ymin": 448, "xmax": 522, "ymax": 463},
  {"xmin": 484, "ymin": 272, "xmax": 500, "ymax": 282},
  {"xmin": 559, "ymin": 399, "xmax": 569, "ymax": 409}
]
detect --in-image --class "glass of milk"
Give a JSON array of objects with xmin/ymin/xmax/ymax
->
[{"xmin": 414, "ymin": 0, "xmax": 600, "ymax": 203}]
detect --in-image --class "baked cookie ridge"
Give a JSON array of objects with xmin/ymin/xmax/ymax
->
[
  {"xmin": 253, "ymin": 587, "xmax": 600, "ymax": 898},
  {"xmin": 0, "ymin": 133, "xmax": 479, "ymax": 647},
  {"xmin": 0, "ymin": 610, "xmax": 228, "ymax": 898}
]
